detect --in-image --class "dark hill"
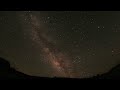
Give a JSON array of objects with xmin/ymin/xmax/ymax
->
[
  {"xmin": 0, "ymin": 57, "xmax": 120, "ymax": 80},
  {"xmin": 91, "ymin": 64, "xmax": 120, "ymax": 79}
]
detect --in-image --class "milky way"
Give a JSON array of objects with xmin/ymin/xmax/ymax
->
[{"xmin": 19, "ymin": 11, "xmax": 75, "ymax": 77}]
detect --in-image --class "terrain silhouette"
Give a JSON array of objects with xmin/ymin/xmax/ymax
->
[{"xmin": 0, "ymin": 57, "xmax": 120, "ymax": 80}]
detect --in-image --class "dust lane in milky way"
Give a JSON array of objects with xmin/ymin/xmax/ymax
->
[{"xmin": 20, "ymin": 11, "xmax": 75, "ymax": 77}]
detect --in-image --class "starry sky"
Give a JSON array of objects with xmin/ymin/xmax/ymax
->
[{"xmin": 0, "ymin": 11, "xmax": 120, "ymax": 78}]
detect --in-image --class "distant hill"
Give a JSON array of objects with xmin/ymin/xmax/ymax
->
[
  {"xmin": 0, "ymin": 57, "xmax": 120, "ymax": 80},
  {"xmin": 90, "ymin": 64, "xmax": 120, "ymax": 79}
]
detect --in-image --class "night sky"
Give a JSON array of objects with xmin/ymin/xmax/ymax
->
[{"xmin": 0, "ymin": 11, "xmax": 120, "ymax": 78}]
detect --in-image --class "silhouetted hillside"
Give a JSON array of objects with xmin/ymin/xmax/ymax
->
[
  {"xmin": 91, "ymin": 64, "xmax": 120, "ymax": 79},
  {"xmin": 0, "ymin": 57, "xmax": 120, "ymax": 80},
  {"xmin": 0, "ymin": 57, "xmax": 32, "ymax": 79}
]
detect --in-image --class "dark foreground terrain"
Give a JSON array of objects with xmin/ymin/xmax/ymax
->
[{"xmin": 0, "ymin": 57, "xmax": 120, "ymax": 80}]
